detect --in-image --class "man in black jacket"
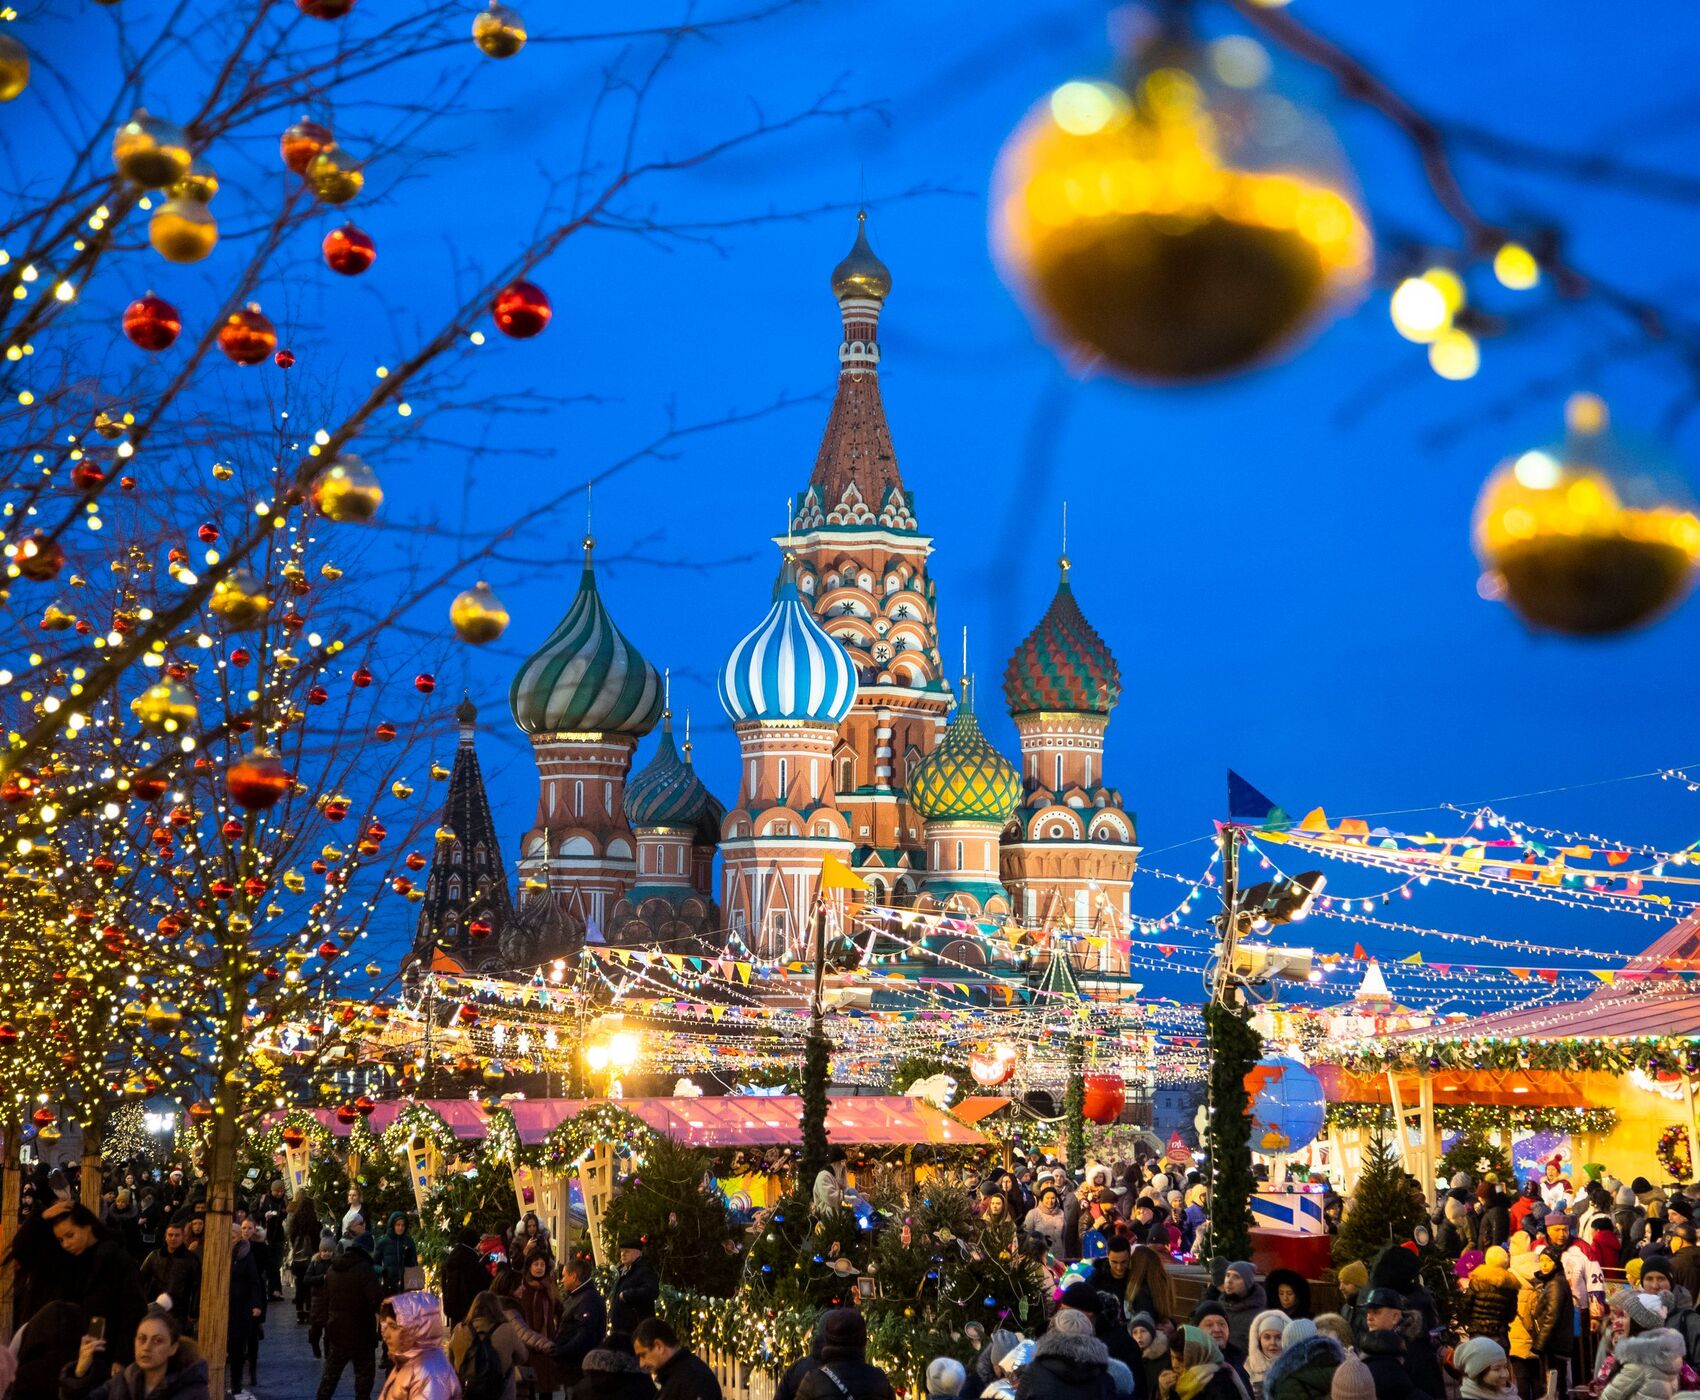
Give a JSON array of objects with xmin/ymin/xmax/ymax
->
[
  {"xmin": 793, "ymin": 1309, "xmax": 895, "ymax": 1400},
  {"xmin": 553, "ymin": 1254, "xmax": 608, "ymax": 1390},
  {"xmin": 438, "ymin": 1226, "xmax": 487, "ymax": 1330},
  {"xmin": 610, "ymin": 1238, "xmax": 660, "ymax": 1335},
  {"xmin": 1358, "ymin": 1289, "xmax": 1442, "ymax": 1400},
  {"xmin": 635, "ymin": 1316, "xmax": 724, "ymax": 1400},
  {"xmin": 139, "ymin": 1221, "xmax": 200, "ymax": 1329},
  {"xmin": 315, "ymin": 1233, "xmax": 383, "ymax": 1400}
]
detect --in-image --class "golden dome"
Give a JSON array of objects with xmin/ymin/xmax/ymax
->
[{"xmin": 831, "ymin": 210, "xmax": 892, "ymax": 302}]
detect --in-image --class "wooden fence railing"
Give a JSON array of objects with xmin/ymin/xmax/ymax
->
[{"xmin": 701, "ymin": 1342, "xmax": 776, "ymax": 1400}]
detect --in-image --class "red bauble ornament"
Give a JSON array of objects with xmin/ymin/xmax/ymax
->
[
  {"xmin": 391, "ymin": 876, "xmax": 412, "ymax": 896},
  {"xmin": 322, "ymin": 224, "xmax": 375, "ymax": 275},
  {"xmin": 492, "ymin": 280, "xmax": 551, "ymax": 338},
  {"xmin": 226, "ymin": 747, "xmax": 291, "ymax": 810},
  {"xmin": 352, "ymin": 666, "xmax": 373, "ymax": 687},
  {"xmin": 317, "ymin": 940, "xmax": 340, "ymax": 960},
  {"xmin": 297, "ymin": 0, "xmax": 355, "ymax": 16},
  {"xmin": 197, "ymin": 523, "xmax": 219, "ymax": 544},
  {"xmin": 71, "ymin": 461, "xmax": 107, "ymax": 491},
  {"xmin": 414, "ymin": 673, "xmax": 435, "ymax": 694},
  {"xmin": 1, "ymin": 769, "xmax": 37, "ymax": 804},
  {"xmin": 274, "ymin": 348, "xmax": 295, "ymax": 369},
  {"xmin": 335, "ymin": 1103, "xmax": 359, "ymax": 1125},
  {"xmin": 130, "ymin": 774, "xmax": 169, "ymax": 801},
  {"xmin": 1082, "ymin": 1072, "xmax": 1126, "ymax": 1125},
  {"xmin": 354, "ymin": 1094, "xmax": 376, "ymax": 1117},
  {"xmin": 218, "ymin": 304, "xmax": 277, "ymax": 365},
  {"xmin": 374, "ymin": 721, "xmax": 395, "ymax": 741},
  {"xmin": 221, "ymin": 816, "xmax": 244, "ymax": 838},
  {"xmin": 280, "ymin": 119, "xmax": 333, "ymax": 174},
  {"xmin": 123, "ymin": 293, "xmax": 181, "ymax": 351},
  {"xmin": 14, "ymin": 533, "xmax": 65, "ymax": 582},
  {"xmin": 281, "ymin": 1125, "xmax": 307, "ymax": 1148},
  {"xmin": 322, "ymin": 795, "xmax": 350, "ymax": 821},
  {"xmin": 188, "ymin": 1101, "xmax": 213, "ymax": 1122},
  {"xmin": 0, "ymin": 1025, "xmax": 17, "ymax": 1049},
  {"xmin": 457, "ymin": 1004, "xmax": 479, "ymax": 1025},
  {"xmin": 306, "ymin": 684, "xmax": 328, "ymax": 705},
  {"xmin": 468, "ymin": 918, "xmax": 492, "ymax": 941},
  {"xmin": 31, "ymin": 1107, "xmax": 55, "ymax": 1126}
]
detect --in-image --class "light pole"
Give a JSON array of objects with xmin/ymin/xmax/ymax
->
[{"xmin": 583, "ymin": 1029, "xmax": 640, "ymax": 1097}]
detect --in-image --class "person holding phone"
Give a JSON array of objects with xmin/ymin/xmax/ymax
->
[
  {"xmin": 63, "ymin": 1304, "xmax": 209, "ymax": 1400},
  {"xmin": 48, "ymin": 1203, "xmax": 148, "ymax": 1367}
]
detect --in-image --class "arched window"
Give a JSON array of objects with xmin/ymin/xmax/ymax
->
[
  {"xmin": 574, "ymin": 780, "xmax": 584, "ymax": 817},
  {"xmin": 474, "ymin": 843, "xmax": 487, "ymax": 868},
  {"xmin": 837, "ymin": 757, "xmax": 854, "ymax": 793},
  {"xmin": 1083, "ymin": 754, "xmax": 1093, "ymax": 789},
  {"xmin": 451, "ymin": 841, "xmax": 463, "ymax": 864},
  {"xmin": 447, "ymin": 877, "xmax": 461, "ymax": 901},
  {"xmin": 778, "ymin": 758, "xmax": 788, "ymax": 798}
]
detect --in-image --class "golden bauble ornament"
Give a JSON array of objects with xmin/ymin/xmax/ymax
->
[
  {"xmin": 169, "ymin": 156, "xmax": 219, "ymax": 203},
  {"xmin": 991, "ymin": 29, "xmax": 1370, "ymax": 383},
  {"xmin": 209, "ymin": 568, "xmax": 271, "ymax": 629},
  {"xmin": 148, "ymin": 197, "xmax": 218, "ymax": 264},
  {"xmin": 129, "ymin": 677, "xmax": 196, "ymax": 731},
  {"xmin": 1474, "ymin": 393, "xmax": 1700, "ymax": 637},
  {"xmin": 0, "ymin": 32, "xmax": 29, "ymax": 103},
  {"xmin": 450, "ymin": 580, "xmax": 509, "ymax": 643},
  {"xmin": 311, "ymin": 453, "xmax": 383, "ymax": 523},
  {"xmin": 112, "ymin": 108, "xmax": 191, "ymax": 188},
  {"xmin": 473, "ymin": 1, "xmax": 526, "ymax": 57},
  {"xmin": 305, "ymin": 146, "xmax": 364, "ymax": 204}
]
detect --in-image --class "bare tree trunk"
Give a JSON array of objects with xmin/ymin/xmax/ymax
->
[
  {"xmin": 200, "ymin": 1091, "xmax": 238, "ymax": 1400},
  {"xmin": 79, "ymin": 1115, "xmax": 102, "ymax": 1208},
  {"xmin": 0, "ymin": 1118, "xmax": 19, "ymax": 1342}
]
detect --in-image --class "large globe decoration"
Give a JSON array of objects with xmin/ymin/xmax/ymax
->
[{"xmin": 1243, "ymin": 1056, "xmax": 1325, "ymax": 1154}]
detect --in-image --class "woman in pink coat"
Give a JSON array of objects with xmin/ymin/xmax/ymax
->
[{"xmin": 379, "ymin": 1291, "xmax": 464, "ymax": 1400}]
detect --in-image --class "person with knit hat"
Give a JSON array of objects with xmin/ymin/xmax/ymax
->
[
  {"xmin": 1243, "ymin": 1310, "xmax": 1290, "ymax": 1399},
  {"xmin": 1132, "ymin": 1313, "xmax": 1174, "ymax": 1399},
  {"xmin": 1329, "ymin": 1354, "xmax": 1374, "ymax": 1400},
  {"xmin": 1262, "ymin": 1322, "xmax": 1342, "ymax": 1400},
  {"xmin": 1454, "ymin": 1337, "xmax": 1518, "ymax": 1400},
  {"xmin": 1463, "ymin": 1245, "xmax": 1522, "ymax": 1346},
  {"xmin": 1599, "ymin": 1327, "xmax": 1687, "ymax": 1400},
  {"xmin": 1438, "ymin": 1196, "xmax": 1476, "ymax": 1261},
  {"xmin": 1022, "ymin": 1307, "xmax": 1113, "ymax": 1400},
  {"xmin": 1544, "ymin": 1210, "xmax": 1606, "ymax": 1324},
  {"xmin": 1192, "ymin": 1304, "xmax": 1252, "ymax": 1390},
  {"xmin": 1216, "ymin": 1263, "xmax": 1268, "ymax": 1355}
]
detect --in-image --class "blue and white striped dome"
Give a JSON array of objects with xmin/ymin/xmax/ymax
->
[{"xmin": 718, "ymin": 561, "xmax": 858, "ymax": 725}]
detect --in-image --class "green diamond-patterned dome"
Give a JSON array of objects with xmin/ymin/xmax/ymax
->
[{"xmin": 909, "ymin": 693, "xmax": 1020, "ymax": 825}]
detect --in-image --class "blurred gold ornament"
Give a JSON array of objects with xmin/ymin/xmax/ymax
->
[
  {"xmin": 430, "ymin": 763, "xmax": 450, "ymax": 781},
  {"xmin": 282, "ymin": 871, "xmax": 306, "ymax": 893},
  {"xmin": 991, "ymin": 26, "xmax": 1369, "ymax": 382},
  {"xmin": 211, "ymin": 463, "xmax": 234, "ymax": 481},
  {"xmin": 0, "ymin": 32, "xmax": 29, "ymax": 103},
  {"xmin": 40, "ymin": 602, "xmax": 74, "ymax": 631},
  {"xmin": 1474, "ymin": 393, "xmax": 1700, "ymax": 636},
  {"xmin": 93, "ymin": 411, "xmax": 128, "ymax": 440},
  {"xmin": 146, "ymin": 1002, "xmax": 183, "ymax": 1030},
  {"xmin": 305, "ymin": 146, "xmax": 364, "ymax": 204},
  {"xmin": 129, "ymin": 678, "xmax": 196, "ymax": 731},
  {"xmin": 320, "ymin": 562, "xmax": 344, "ymax": 580},
  {"xmin": 311, "ymin": 453, "xmax": 382, "ymax": 523},
  {"xmin": 390, "ymin": 780, "xmax": 413, "ymax": 799},
  {"xmin": 473, "ymin": 1, "xmax": 526, "ymax": 57},
  {"xmin": 148, "ymin": 198, "xmax": 218, "ymax": 264},
  {"xmin": 169, "ymin": 156, "xmax": 219, "ymax": 203},
  {"xmin": 112, "ymin": 109, "xmax": 191, "ymax": 188},
  {"xmin": 209, "ymin": 569, "xmax": 271, "ymax": 629},
  {"xmin": 450, "ymin": 580, "xmax": 509, "ymax": 643}
]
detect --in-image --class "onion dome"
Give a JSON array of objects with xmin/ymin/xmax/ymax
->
[
  {"xmin": 1004, "ymin": 559, "xmax": 1122, "ymax": 718},
  {"xmin": 510, "ymin": 537, "xmax": 663, "ymax": 736},
  {"xmin": 624, "ymin": 713, "xmax": 718, "ymax": 829},
  {"xmin": 909, "ymin": 686, "xmax": 1021, "ymax": 824},
  {"xmin": 719, "ymin": 559, "xmax": 857, "ymax": 725},
  {"xmin": 831, "ymin": 210, "xmax": 892, "ymax": 302}
]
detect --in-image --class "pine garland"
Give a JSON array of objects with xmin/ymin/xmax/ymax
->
[
  {"xmin": 534, "ymin": 1103, "xmax": 655, "ymax": 1173},
  {"xmin": 1063, "ymin": 1037, "xmax": 1087, "ymax": 1171},
  {"xmin": 1324, "ymin": 1102, "xmax": 1617, "ymax": 1135},
  {"xmin": 1336, "ymin": 1034, "xmax": 1700, "ymax": 1076},
  {"xmin": 1202, "ymin": 1001, "xmax": 1262, "ymax": 1263},
  {"xmin": 799, "ymin": 1025, "xmax": 832, "ymax": 1187}
]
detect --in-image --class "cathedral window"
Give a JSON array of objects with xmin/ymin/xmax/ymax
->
[
  {"xmin": 1083, "ymin": 755, "xmax": 1093, "ymax": 788},
  {"xmin": 451, "ymin": 841, "xmax": 463, "ymax": 863},
  {"xmin": 574, "ymin": 780, "xmax": 584, "ymax": 817},
  {"xmin": 778, "ymin": 758, "xmax": 788, "ymax": 797},
  {"xmin": 448, "ymin": 877, "xmax": 461, "ymax": 901},
  {"xmin": 837, "ymin": 757, "xmax": 854, "ymax": 792},
  {"xmin": 474, "ymin": 844, "xmax": 486, "ymax": 867}
]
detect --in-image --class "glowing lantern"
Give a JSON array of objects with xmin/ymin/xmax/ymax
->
[
  {"xmin": 990, "ymin": 23, "xmax": 1369, "ymax": 383},
  {"xmin": 1474, "ymin": 393, "xmax": 1700, "ymax": 636}
]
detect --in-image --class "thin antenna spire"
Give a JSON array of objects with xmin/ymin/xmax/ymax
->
[
  {"xmin": 583, "ymin": 479, "xmax": 595, "ymax": 557},
  {"xmin": 1060, "ymin": 500, "xmax": 1071, "ymax": 574},
  {"xmin": 683, "ymin": 708, "xmax": 693, "ymax": 764},
  {"xmin": 960, "ymin": 626, "xmax": 971, "ymax": 710},
  {"xmin": 663, "ymin": 666, "xmax": 672, "ymax": 715}
]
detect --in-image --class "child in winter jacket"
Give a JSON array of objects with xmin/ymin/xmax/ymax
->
[
  {"xmin": 303, "ymin": 1231, "xmax": 336, "ymax": 1359},
  {"xmin": 1601, "ymin": 1329, "xmax": 1686, "ymax": 1400}
]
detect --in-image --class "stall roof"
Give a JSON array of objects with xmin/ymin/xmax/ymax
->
[{"xmin": 304, "ymin": 1095, "xmax": 987, "ymax": 1148}]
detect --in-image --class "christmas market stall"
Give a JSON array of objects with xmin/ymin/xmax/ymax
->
[{"xmin": 1318, "ymin": 914, "xmax": 1700, "ymax": 1195}]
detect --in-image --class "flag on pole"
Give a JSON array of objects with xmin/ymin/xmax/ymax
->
[
  {"xmin": 1227, "ymin": 770, "xmax": 1290, "ymax": 828},
  {"xmin": 821, "ymin": 855, "xmax": 870, "ymax": 892}
]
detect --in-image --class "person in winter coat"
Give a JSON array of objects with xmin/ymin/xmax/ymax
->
[
  {"xmin": 1131, "ymin": 1314, "xmax": 1173, "ymax": 1400},
  {"xmin": 378, "ymin": 1291, "xmax": 462, "ymax": 1400},
  {"xmin": 48, "ymin": 1203, "xmax": 149, "ymax": 1368},
  {"xmin": 289, "ymin": 1192, "xmax": 324, "ymax": 1321},
  {"xmin": 551, "ymin": 1255, "xmax": 607, "ymax": 1392},
  {"xmin": 1263, "ymin": 1326, "xmax": 1341, "ymax": 1400},
  {"xmin": 227, "ymin": 1222, "xmax": 267, "ymax": 1390},
  {"xmin": 1024, "ymin": 1188, "xmax": 1069, "ymax": 1261},
  {"xmin": 1601, "ymin": 1329, "xmax": 1687, "ymax": 1400},
  {"xmin": 1217, "ymin": 1264, "xmax": 1268, "ymax": 1356},
  {"xmin": 1477, "ymin": 1187, "xmax": 1511, "ymax": 1251},
  {"xmin": 1191, "ymin": 1304, "xmax": 1251, "ymax": 1391},
  {"xmin": 140, "ymin": 1222, "xmax": 200, "ymax": 1330},
  {"xmin": 1265, "ymin": 1273, "xmax": 1312, "ymax": 1322},
  {"xmin": 59, "ymin": 1305, "xmax": 210, "ymax": 1400},
  {"xmin": 1157, "ymin": 1325, "xmax": 1247, "ymax": 1400},
  {"xmin": 1453, "ymin": 1337, "xmax": 1518, "ymax": 1400},
  {"xmin": 1529, "ymin": 1253, "xmax": 1575, "ymax": 1397},
  {"xmin": 1438, "ymin": 1196, "xmax": 1476, "ymax": 1260},
  {"xmin": 1508, "ymin": 1184, "xmax": 1540, "ymax": 1240},
  {"xmin": 304, "ymin": 1231, "xmax": 337, "ymax": 1358},
  {"xmin": 1589, "ymin": 1216, "xmax": 1626, "ymax": 1272},
  {"xmin": 1244, "ymin": 1312, "xmax": 1291, "ymax": 1399},
  {"xmin": 609, "ymin": 1240, "xmax": 660, "ymax": 1337},
  {"xmin": 440, "ymin": 1228, "xmax": 490, "ymax": 1332},
  {"xmin": 448, "ymin": 1291, "xmax": 529, "ymax": 1400},
  {"xmin": 257, "ymin": 1180, "xmax": 289, "ymax": 1300},
  {"xmin": 317, "ymin": 1233, "xmax": 385, "ymax": 1400},
  {"xmin": 1618, "ymin": 1191, "xmax": 1650, "ymax": 1253},
  {"xmin": 634, "ymin": 1316, "xmax": 724, "ymax": 1400},
  {"xmin": 1463, "ymin": 1246, "xmax": 1523, "ymax": 1344},
  {"xmin": 570, "ymin": 1334, "xmax": 655, "ymax": 1400},
  {"xmin": 376, "ymin": 1213, "xmax": 422, "ymax": 1297},
  {"xmin": 1018, "ymin": 1309, "xmax": 1112, "ymax": 1400},
  {"xmin": 794, "ymin": 1309, "xmax": 896, "ymax": 1400},
  {"xmin": 1357, "ymin": 1290, "xmax": 1442, "ymax": 1400}
]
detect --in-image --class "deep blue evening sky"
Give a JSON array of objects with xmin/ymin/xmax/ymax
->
[{"xmin": 19, "ymin": 0, "xmax": 1700, "ymax": 1004}]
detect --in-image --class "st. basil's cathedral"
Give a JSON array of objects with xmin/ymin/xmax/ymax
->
[{"xmin": 411, "ymin": 215, "xmax": 1139, "ymax": 975}]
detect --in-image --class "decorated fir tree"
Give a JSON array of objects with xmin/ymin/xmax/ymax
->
[
  {"xmin": 600, "ymin": 1135, "xmax": 740, "ymax": 1296},
  {"xmin": 1333, "ymin": 1132, "xmax": 1428, "ymax": 1267}
]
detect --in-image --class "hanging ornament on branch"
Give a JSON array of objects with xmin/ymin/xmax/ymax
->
[
  {"xmin": 123, "ymin": 293, "xmax": 181, "ymax": 350},
  {"xmin": 112, "ymin": 110, "xmax": 191, "ymax": 188},
  {"xmin": 226, "ymin": 748, "xmax": 292, "ymax": 810},
  {"xmin": 306, "ymin": 146, "xmax": 364, "ymax": 204},
  {"xmin": 492, "ymin": 280, "xmax": 551, "ymax": 338},
  {"xmin": 0, "ymin": 32, "xmax": 30, "ymax": 102},
  {"xmin": 149, "ymin": 199, "xmax": 218, "ymax": 264},
  {"xmin": 322, "ymin": 224, "xmax": 375, "ymax": 275},
  {"xmin": 281, "ymin": 119, "xmax": 333, "ymax": 174},
  {"xmin": 473, "ymin": 2, "xmax": 526, "ymax": 58},
  {"xmin": 311, "ymin": 453, "xmax": 383, "ymax": 523},
  {"xmin": 449, "ymin": 581, "xmax": 509, "ymax": 643},
  {"xmin": 1474, "ymin": 393, "xmax": 1700, "ymax": 636},
  {"xmin": 990, "ymin": 9, "xmax": 1370, "ymax": 383},
  {"xmin": 218, "ymin": 304, "xmax": 277, "ymax": 365}
]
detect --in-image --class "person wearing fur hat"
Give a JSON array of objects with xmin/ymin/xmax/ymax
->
[
  {"xmin": 1463, "ymin": 1246, "xmax": 1523, "ymax": 1345},
  {"xmin": 1020, "ymin": 1308, "xmax": 1112, "ymax": 1400},
  {"xmin": 1215, "ymin": 1264, "xmax": 1268, "ymax": 1355},
  {"xmin": 1262, "ymin": 1323, "xmax": 1342, "ymax": 1400},
  {"xmin": 1601, "ymin": 1328, "xmax": 1688, "ymax": 1400},
  {"xmin": 1438, "ymin": 1195, "xmax": 1477, "ymax": 1260},
  {"xmin": 1454, "ymin": 1336, "xmax": 1518, "ymax": 1400},
  {"xmin": 1266, "ymin": 1272, "xmax": 1313, "ymax": 1322},
  {"xmin": 1243, "ymin": 1311, "xmax": 1290, "ymax": 1399}
]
